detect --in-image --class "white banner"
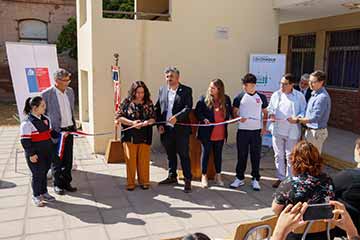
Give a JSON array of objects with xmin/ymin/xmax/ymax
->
[
  {"xmin": 249, "ymin": 54, "xmax": 286, "ymax": 146},
  {"xmin": 6, "ymin": 42, "xmax": 58, "ymax": 121}
]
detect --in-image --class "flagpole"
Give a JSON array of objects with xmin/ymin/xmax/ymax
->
[
  {"xmin": 114, "ymin": 53, "xmax": 119, "ymax": 141},
  {"xmin": 105, "ymin": 53, "xmax": 125, "ymax": 164}
]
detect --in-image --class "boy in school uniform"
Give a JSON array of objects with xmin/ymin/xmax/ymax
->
[{"xmin": 230, "ymin": 73, "xmax": 268, "ymax": 191}]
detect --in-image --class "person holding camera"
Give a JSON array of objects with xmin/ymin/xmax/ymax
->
[{"xmin": 272, "ymin": 201, "xmax": 359, "ymax": 240}]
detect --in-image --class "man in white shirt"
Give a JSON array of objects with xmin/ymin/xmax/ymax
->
[
  {"xmin": 155, "ymin": 67, "xmax": 193, "ymax": 193},
  {"xmin": 267, "ymin": 73, "xmax": 306, "ymax": 188},
  {"xmin": 42, "ymin": 69, "xmax": 77, "ymax": 195},
  {"xmin": 230, "ymin": 73, "xmax": 268, "ymax": 191}
]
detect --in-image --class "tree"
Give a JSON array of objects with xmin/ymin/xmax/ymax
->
[
  {"xmin": 56, "ymin": 1, "xmax": 135, "ymax": 59},
  {"xmin": 103, "ymin": 0, "xmax": 135, "ymax": 19},
  {"xmin": 56, "ymin": 17, "xmax": 77, "ymax": 59}
]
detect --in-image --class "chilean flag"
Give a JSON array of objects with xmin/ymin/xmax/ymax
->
[
  {"xmin": 25, "ymin": 67, "xmax": 51, "ymax": 93},
  {"xmin": 56, "ymin": 132, "xmax": 67, "ymax": 160}
]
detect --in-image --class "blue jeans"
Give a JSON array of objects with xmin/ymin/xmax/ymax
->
[{"xmin": 200, "ymin": 140, "xmax": 224, "ymax": 175}]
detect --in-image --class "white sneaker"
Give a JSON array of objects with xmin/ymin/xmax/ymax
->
[
  {"xmin": 201, "ymin": 174, "xmax": 208, "ymax": 188},
  {"xmin": 251, "ymin": 180, "xmax": 261, "ymax": 191},
  {"xmin": 230, "ymin": 178, "xmax": 245, "ymax": 188},
  {"xmin": 32, "ymin": 196, "xmax": 45, "ymax": 207},
  {"xmin": 215, "ymin": 173, "xmax": 224, "ymax": 186},
  {"xmin": 47, "ymin": 169, "xmax": 52, "ymax": 179},
  {"xmin": 41, "ymin": 192, "xmax": 56, "ymax": 202}
]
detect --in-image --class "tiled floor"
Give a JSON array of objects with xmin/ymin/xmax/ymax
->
[{"xmin": 0, "ymin": 126, "xmax": 340, "ymax": 240}]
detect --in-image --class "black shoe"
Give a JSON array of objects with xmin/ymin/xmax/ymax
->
[
  {"xmin": 54, "ymin": 186, "xmax": 65, "ymax": 195},
  {"xmin": 64, "ymin": 185, "xmax": 77, "ymax": 192},
  {"xmin": 141, "ymin": 185, "xmax": 150, "ymax": 190},
  {"xmin": 184, "ymin": 180, "xmax": 191, "ymax": 193},
  {"xmin": 159, "ymin": 176, "xmax": 178, "ymax": 185},
  {"xmin": 272, "ymin": 180, "xmax": 282, "ymax": 188}
]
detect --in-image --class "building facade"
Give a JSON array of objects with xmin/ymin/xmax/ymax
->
[
  {"xmin": 0, "ymin": 0, "xmax": 76, "ymax": 101},
  {"xmin": 279, "ymin": 12, "xmax": 360, "ymax": 134},
  {"xmin": 77, "ymin": 0, "xmax": 279, "ymax": 153}
]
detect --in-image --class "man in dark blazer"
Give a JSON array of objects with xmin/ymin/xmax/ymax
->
[
  {"xmin": 294, "ymin": 73, "xmax": 312, "ymax": 102},
  {"xmin": 41, "ymin": 69, "xmax": 77, "ymax": 195},
  {"xmin": 155, "ymin": 66, "xmax": 193, "ymax": 193}
]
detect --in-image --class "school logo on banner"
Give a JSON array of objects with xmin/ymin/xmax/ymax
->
[{"xmin": 25, "ymin": 67, "xmax": 51, "ymax": 93}]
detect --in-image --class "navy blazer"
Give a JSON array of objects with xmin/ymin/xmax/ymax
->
[
  {"xmin": 195, "ymin": 95, "xmax": 232, "ymax": 142},
  {"xmin": 294, "ymin": 85, "xmax": 312, "ymax": 102},
  {"xmin": 154, "ymin": 83, "xmax": 193, "ymax": 134}
]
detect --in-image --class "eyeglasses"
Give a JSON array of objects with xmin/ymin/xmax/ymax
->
[
  {"xmin": 58, "ymin": 78, "xmax": 71, "ymax": 83},
  {"xmin": 309, "ymin": 80, "xmax": 319, "ymax": 84},
  {"xmin": 279, "ymin": 82, "xmax": 290, "ymax": 86}
]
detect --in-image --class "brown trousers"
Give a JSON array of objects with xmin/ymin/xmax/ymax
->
[{"xmin": 122, "ymin": 142, "xmax": 150, "ymax": 189}]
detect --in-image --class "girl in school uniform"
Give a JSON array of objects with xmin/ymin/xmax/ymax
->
[{"xmin": 20, "ymin": 96, "xmax": 57, "ymax": 207}]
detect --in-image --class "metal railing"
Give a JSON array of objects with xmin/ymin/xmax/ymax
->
[{"xmin": 103, "ymin": 10, "xmax": 170, "ymax": 19}]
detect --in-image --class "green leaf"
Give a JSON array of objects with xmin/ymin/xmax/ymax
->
[{"xmin": 56, "ymin": 17, "xmax": 77, "ymax": 59}]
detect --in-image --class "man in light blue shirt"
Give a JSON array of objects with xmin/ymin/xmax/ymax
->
[
  {"xmin": 267, "ymin": 73, "xmax": 306, "ymax": 188},
  {"xmin": 297, "ymin": 70, "xmax": 331, "ymax": 153}
]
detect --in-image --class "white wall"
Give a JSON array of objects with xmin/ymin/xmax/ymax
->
[{"xmin": 78, "ymin": 0, "xmax": 279, "ymax": 153}]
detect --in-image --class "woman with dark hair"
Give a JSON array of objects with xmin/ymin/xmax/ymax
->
[
  {"xmin": 20, "ymin": 96, "xmax": 57, "ymax": 207},
  {"xmin": 115, "ymin": 81, "xmax": 155, "ymax": 191},
  {"xmin": 182, "ymin": 232, "xmax": 211, "ymax": 240},
  {"xmin": 195, "ymin": 79, "xmax": 232, "ymax": 188},
  {"xmin": 272, "ymin": 140, "xmax": 334, "ymax": 239}
]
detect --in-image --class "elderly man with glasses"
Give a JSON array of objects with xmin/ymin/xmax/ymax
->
[
  {"xmin": 294, "ymin": 73, "xmax": 312, "ymax": 102},
  {"xmin": 267, "ymin": 73, "xmax": 306, "ymax": 188},
  {"xmin": 41, "ymin": 68, "xmax": 77, "ymax": 195}
]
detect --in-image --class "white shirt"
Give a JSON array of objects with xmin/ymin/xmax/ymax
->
[
  {"xmin": 55, "ymin": 88, "xmax": 73, "ymax": 128},
  {"xmin": 235, "ymin": 92, "xmax": 266, "ymax": 130},
  {"xmin": 275, "ymin": 93, "xmax": 294, "ymax": 136},
  {"xmin": 166, "ymin": 87, "xmax": 178, "ymax": 127},
  {"xmin": 267, "ymin": 89, "xmax": 306, "ymax": 140}
]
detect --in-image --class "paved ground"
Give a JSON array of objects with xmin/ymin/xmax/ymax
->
[
  {"xmin": 324, "ymin": 127, "xmax": 360, "ymax": 164},
  {"xmin": 0, "ymin": 126, "xmax": 338, "ymax": 240}
]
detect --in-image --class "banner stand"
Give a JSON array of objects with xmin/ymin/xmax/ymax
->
[
  {"xmin": 5, "ymin": 42, "xmax": 58, "ymax": 122},
  {"xmin": 249, "ymin": 54, "xmax": 286, "ymax": 147},
  {"xmin": 105, "ymin": 53, "xmax": 125, "ymax": 164}
]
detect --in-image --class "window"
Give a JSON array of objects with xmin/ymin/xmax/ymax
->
[
  {"xmin": 288, "ymin": 34, "xmax": 316, "ymax": 81},
  {"xmin": 18, "ymin": 19, "xmax": 48, "ymax": 42},
  {"xmin": 278, "ymin": 36, "xmax": 281, "ymax": 54},
  {"xmin": 325, "ymin": 29, "xmax": 360, "ymax": 89},
  {"xmin": 103, "ymin": 0, "xmax": 170, "ymax": 21},
  {"xmin": 80, "ymin": 70, "xmax": 89, "ymax": 122},
  {"xmin": 79, "ymin": 0, "xmax": 87, "ymax": 27}
]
